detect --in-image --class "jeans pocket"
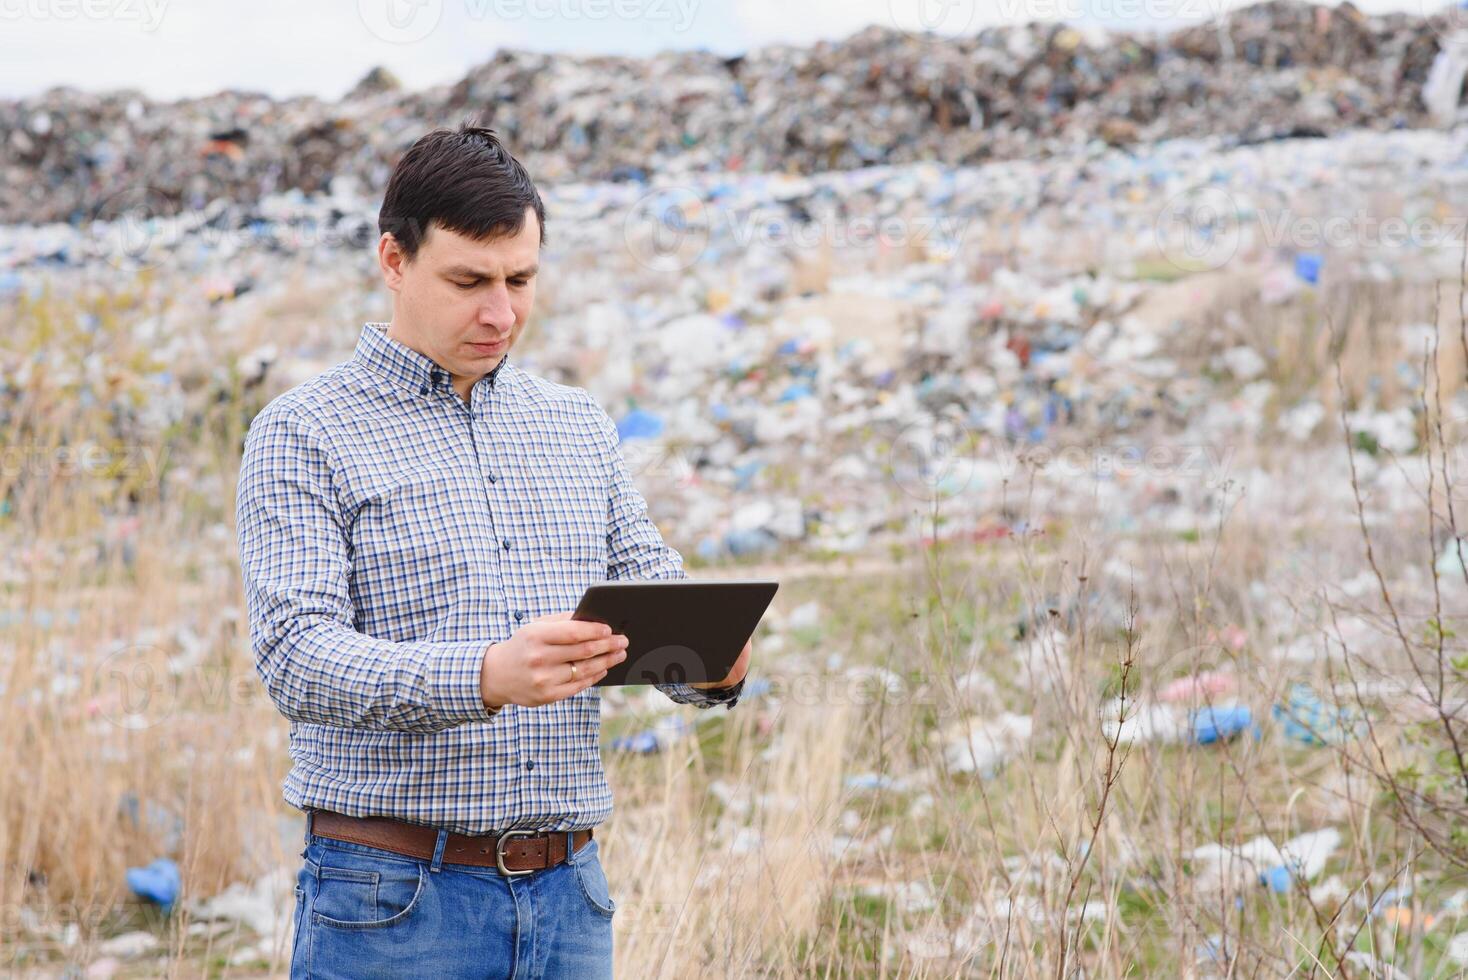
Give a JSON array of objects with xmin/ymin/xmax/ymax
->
[
  {"xmin": 292, "ymin": 884, "xmax": 305, "ymax": 949},
  {"xmin": 310, "ymin": 847, "xmax": 427, "ymax": 931},
  {"xmin": 572, "ymin": 840, "xmax": 617, "ymax": 919}
]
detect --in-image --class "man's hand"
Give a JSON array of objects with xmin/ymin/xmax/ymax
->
[
  {"xmin": 481, "ymin": 612, "xmax": 629, "ymax": 709},
  {"xmin": 690, "ymin": 637, "xmax": 751, "ymax": 690}
]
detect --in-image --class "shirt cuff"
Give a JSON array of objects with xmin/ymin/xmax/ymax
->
[
  {"xmin": 660, "ymin": 676, "xmax": 745, "ymax": 710},
  {"xmin": 433, "ymin": 640, "xmax": 504, "ymax": 726}
]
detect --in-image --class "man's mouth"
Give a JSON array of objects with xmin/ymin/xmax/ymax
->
[{"xmin": 468, "ymin": 338, "xmax": 506, "ymax": 354}]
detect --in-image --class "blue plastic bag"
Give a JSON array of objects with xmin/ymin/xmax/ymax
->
[
  {"xmin": 1294, "ymin": 253, "xmax": 1323, "ymax": 285},
  {"xmin": 616, "ymin": 409, "xmax": 664, "ymax": 442},
  {"xmin": 126, "ymin": 858, "xmax": 180, "ymax": 913},
  {"xmin": 1190, "ymin": 705, "xmax": 1260, "ymax": 745}
]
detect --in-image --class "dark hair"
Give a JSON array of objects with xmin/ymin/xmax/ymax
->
[{"xmin": 378, "ymin": 122, "xmax": 547, "ymax": 260}]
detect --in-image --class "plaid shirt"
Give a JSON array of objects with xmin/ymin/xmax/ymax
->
[{"xmin": 236, "ymin": 322, "xmax": 742, "ymax": 835}]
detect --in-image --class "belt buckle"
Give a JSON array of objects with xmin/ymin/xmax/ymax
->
[{"xmin": 495, "ymin": 830, "xmax": 536, "ymax": 877}]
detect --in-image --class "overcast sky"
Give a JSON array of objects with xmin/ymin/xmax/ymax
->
[{"xmin": 0, "ymin": 0, "xmax": 1445, "ymax": 102}]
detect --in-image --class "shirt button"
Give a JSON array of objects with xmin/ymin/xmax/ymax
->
[
  {"xmin": 524, "ymin": 760, "xmax": 534, "ymax": 770},
  {"xmin": 418, "ymin": 385, "xmax": 428, "ymax": 395},
  {"xmin": 488, "ymin": 473, "xmax": 497, "ymax": 484},
  {"xmin": 502, "ymin": 538, "xmax": 513, "ymax": 551},
  {"xmin": 514, "ymin": 610, "xmax": 525, "ymax": 622}
]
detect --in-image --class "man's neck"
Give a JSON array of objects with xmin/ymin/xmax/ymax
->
[{"xmin": 454, "ymin": 355, "xmax": 506, "ymax": 404}]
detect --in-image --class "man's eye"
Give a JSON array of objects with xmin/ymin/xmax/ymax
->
[
  {"xmin": 509, "ymin": 279, "xmax": 528, "ymax": 288},
  {"xmin": 453, "ymin": 280, "xmax": 478, "ymax": 290}
]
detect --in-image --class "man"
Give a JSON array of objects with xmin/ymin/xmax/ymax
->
[{"xmin": 235, "ymin": 123, "xmax": 749, "ymax": 979}]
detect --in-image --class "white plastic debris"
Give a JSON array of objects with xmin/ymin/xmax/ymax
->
[
  {"xmin": 84, "ymin": 958, "xmax": 122, "ymax": 980},
  {"xmin": 186, "ymin": 868, "xmax": 294, "ymax": 949},
  {"xmin": 1101, "ymin": 701, "xmax": 1187, "ymax": 745},
  {"xmin": 786, "ymin": 601, "xmax": 822, "ymax": 632},
  {"xmin": 1219, "ymin": 345, "xmax": 1267, "ymax": 381},
  {"xmin": 1190, "ymin": 827, "xmax": 1341, "ymax": 892},
  {"xmin": 96, "ymin": 931, "xmax": 157, "ymax": 958},
  {"xmin": 941, "ymin": 713, "xmax": 1033, "ymax": 777},
  {"xmin": 1448, "ymin": 932, "xmax": 1468, "ymax": 967},
  {"xmin": 858, "ymin": 880, "xmax": 936, "ymax": 914},
  {"xmin": 1424, "ymin": 32, "xmax": 1468, "ymax": 126},
  {"xmin": 1278, "ymin": 828, "xmax": 1341, "ymax": 880}
]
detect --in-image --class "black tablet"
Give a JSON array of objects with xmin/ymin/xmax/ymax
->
[{"xmin": 571, "ymin": 580, "xmax": 779, "ymax": 687}]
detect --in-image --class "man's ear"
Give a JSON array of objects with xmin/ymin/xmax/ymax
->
[{"xmin": 378, "ymin": 232, "xmax": 409, "ymax": 289}]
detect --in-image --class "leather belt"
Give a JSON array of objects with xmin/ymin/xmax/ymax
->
[{"xmin": 308, "ymin": 809, "xmax": 593, "ymax": 876}]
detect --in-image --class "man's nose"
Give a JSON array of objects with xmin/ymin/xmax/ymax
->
[{"xmin": 478, "ymin": 285, "xmax": 514, "ymax": 330}]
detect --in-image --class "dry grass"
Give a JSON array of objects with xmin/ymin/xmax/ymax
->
[{"xmin": 2, "ymin": 272, "xmax": 1467, "ymax": 979}]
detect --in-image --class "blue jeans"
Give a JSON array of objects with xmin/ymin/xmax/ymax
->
[{"xmin": 290, "ymin": 821, "xmax": 615, "ymax": 979}]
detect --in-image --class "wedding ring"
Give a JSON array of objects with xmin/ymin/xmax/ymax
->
[{"xmin": 570, "ymin": 662, "xmax": 578, "ymax": 682}]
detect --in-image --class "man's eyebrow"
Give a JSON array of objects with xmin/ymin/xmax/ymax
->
[{"xmin": 443, "ymin": 264, "xmax": 540, "ymax": 279}]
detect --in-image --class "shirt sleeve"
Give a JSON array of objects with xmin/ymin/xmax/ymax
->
[
  {"xmin": 587, "ymin": 394, "xmax": 743, "ymax": 712},
  {"xmin": 236, "ymin": 399, "xmax": 502, "ymax": 733}
]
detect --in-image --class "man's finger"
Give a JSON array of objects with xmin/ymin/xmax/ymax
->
[
  {"xmin": 547, "ymin": 634, "xmax": 627, "ymax": 662},
  {"xmin": 549, "ymin": 664, "xmax": 610, "ymax": 700},
  {"xmin": 579, "ymin": 647, "xmax": 627, "ymax": 675},
  {"xmin": 545, "ymin": 645, "xmax": 625, "ymax": 696},
  {"xmin": 535, "ymin": 619, "xmax": 613, "ymax": 645}
]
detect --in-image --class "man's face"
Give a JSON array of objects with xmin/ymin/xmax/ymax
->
[{"xmin": 378, "ymin": 209, "xmax": 540, "ymax": 390}]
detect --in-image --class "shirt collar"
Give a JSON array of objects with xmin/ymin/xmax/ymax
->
[{"xmin": 354, "ymin": 322, "xmax": 508, "ymax": 397}]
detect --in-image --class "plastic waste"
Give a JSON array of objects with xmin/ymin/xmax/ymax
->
[
  {"xmin": 1190, "ymin": 705, "xmax": 1261, "ymax": 745},
  {"xmin": 1272, "ymin": 684, "xmax": 1365, "ymax": 746},
  {"xmin": 1294, "ymin": 253, "xmax": 1323, "ymax": 285},
  {"xmin": 616, "ymin": 409, "xmax": 664, "ymax": 442},
  {"xmin": 942, "ymin": 713, "xmax": 1033, "ymax": 777},
  {"xmin": 124, "ymin": 858, "xmax": 180, "ymax": 913},
  {"xmin": 1258, "ymin": 828, "xmax": 1342, "ymax": 892}
]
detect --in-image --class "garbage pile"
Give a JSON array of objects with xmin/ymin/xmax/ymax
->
[
  {"xmin": 1, "ymin": 0, "xmax": 1464, "ymax": 226},
  {"xmin": 7, "ymin": 116, "xmax": 1468, "ymax": 565},
  {"xmin": 8, "ymin": 79, "xmax": 1468, "ymax": 977}
]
